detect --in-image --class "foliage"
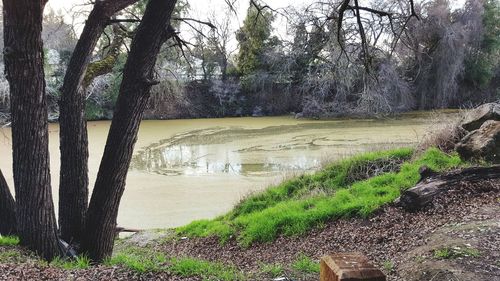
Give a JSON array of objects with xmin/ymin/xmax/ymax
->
[
  {"xmin": 464, "ymin": 0, "xmax": 500, "ymax": 88},
  {"xmin": 0, "ymin": 235, "xmax": 19, "ymax": 246},
  {"xmin": 356, "ymin": 61, "xmax": 414, "ymax": 115},
  {"xmin": 292, "ymin": 254, "xmax": 319, "ymax": 274},
  {"xmin": 0, "ymin": 69, "xmax": 9, "ymax": 112},
  {"xmin": 178, "ymin": 148, "xmax": 462, "ymax": 246},
  {"xmin": 85, "ymin": 101, "xmax": 106, "ymax": 121},
  {"xmin": 0, "ymin": 249, "xmax": 24, "ymax": 263},
  {"xmin": 382, "ymin": 260, "xmax": 394, "ymax": 272},
  {"xmin": 42, "ymin": 8, "xmax": 76, "ymax": 106},
  {"xmin": 433, "ymin": 246, "xmax": 481, "ymax": 259},
  {"xmin": 236, "ymin": 2, "xmax": 275, "ymax": 76},
  {"xmin": 259, "ymin": 262, "xmax": 284, "ymax": 277},
  {"xmin": 169, "ymin": 257, "xmax": 246, "ymax": 281},
  {"xmin": 51, "ymin": 256, "xmax": 91, "ymax": 270},
  {"xmin": 105, "ymin": 246, "xmax": 167, "ymax": 273}
]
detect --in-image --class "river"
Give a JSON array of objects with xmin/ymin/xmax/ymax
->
[{"xmin": 0, "ymin": 113, "xmax": 447, "ymax": 229}]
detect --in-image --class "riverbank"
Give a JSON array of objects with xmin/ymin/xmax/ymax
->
[
  {"xmin": 0, "ymin": 147, "xmax": 498, "ymax": 280},
  {"xmin": 1, "ymin": 115, "xmax": 440, "ymax": 229}
]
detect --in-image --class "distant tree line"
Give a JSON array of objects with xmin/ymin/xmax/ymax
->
[{"xmin": 0, "ymin": 0, "xmax": 498, "ymax": 123}]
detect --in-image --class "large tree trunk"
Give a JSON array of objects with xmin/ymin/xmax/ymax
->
[
  {"xmin": 58, "ymin": 0, "xmax": 137, "ymax": 244},
  {"xmin": 0, "ymin": 169, "xmax": 16, "ymax": 235},
  {"xmin": 3, "ymin": 0, "xmax": 59, "ymax": 260},
  {"xmin": 82, "ymin": 0, "xmax": 177, "ymax": 261}
]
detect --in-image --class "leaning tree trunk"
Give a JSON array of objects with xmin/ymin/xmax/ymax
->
[
  {"xmin": 82, "ymin": 0, "xmax": 178, "ymax": 261},
  {"xmin": 0, "ymin": 169, "xmax": 16, "ymax": 235},
  {"xmin": 3, "ymin": 0, "xmax": 59, "ymax": 260},
  {"xmin": 58, "ymin": 0, "xmax": 137, "ymax": 244}
]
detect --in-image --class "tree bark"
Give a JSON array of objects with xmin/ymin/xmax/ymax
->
[
  {"xmin": 82, "ymin": 0, "xmax": 177, "ymax": 261},
  {"xmin": 0, "ymin": 169, "xmax": 16, "ymax": 235},
  {"xmin": 58, "ymin": 0, "xmax": 137, "ymax": 244},
  {"xmin": 400, "ymin": 165, "xmax": 500, "ymax": 211},
  {"xmin": 3, "ymin": 0, "xmax": 59, "ymax": 260},
  {"xmin": 82, "ymin": 23, "xmax": 129, "ymax": 88}
]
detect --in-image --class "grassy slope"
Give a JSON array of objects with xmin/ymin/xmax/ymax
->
[{"xmin": 178, "ymin": 148, "xmax": 463, "ymax": 246}]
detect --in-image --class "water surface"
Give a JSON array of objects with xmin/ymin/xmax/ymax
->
[{"xmin": 0, "ymin": 113, "xmax": 445, "ymax": 229}]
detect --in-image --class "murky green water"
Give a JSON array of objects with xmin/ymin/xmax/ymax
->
[
  {"xmin": 0, "ymin": 113, "xmax": 451, "ymax": 229},
  {"xmin": 130, "ymin": 119, "xmax": 422, "ymax": 177}
]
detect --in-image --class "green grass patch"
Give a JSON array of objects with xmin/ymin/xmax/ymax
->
[
  {"xmin": 176, "ymin": 219, "xmax": 235, "ymax": 244},
  {"xmin": 292, "ymin": 254, "xmax": 320, "ymax": 274},
  {"xmin": 178, "ymin": 148, "xmax": 462, "ymax": 246},
  {"xmin": 0, "ymin": 236, "xmax": 20, "ymax": 246},
  {"xmin": 105, "ymin": 246, "xmax": 167, "ymax": 273},
  {"xmin": 433, "ymin": 246, "xmax": 481, "ymax": 259},
  {"xmin": 0, "ymin": 249, "xmax": 24, "ymax": 263},
  {"xmin": 383, "ymin": 260, "xmax": 394, "ymax": 272},
  {"xmin": 106, "ymin": 245, "xmax": 244, "ymax": 280},
  {"xmin": 229, "ymin": 148, "xmax": 414, "ymax": 218},
  {"xmin": 169, "ymin": 257, "xmax": 245, "ymax": 281},
  {"xmin": 259, "ymin": 262, "xmax": 284, "ymax": 277},
  {"xmin": 51, "ymin": 255, "xmax": 91, "ymax": 270}
]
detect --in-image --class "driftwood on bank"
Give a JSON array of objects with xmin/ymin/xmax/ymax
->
[
  {"xmin": 116, "ymin": 227, "xmax": 142, "ymax": 233},
  {"xmin": 399, "ymin": 165, "xmax": 500, "ymax": 211}
]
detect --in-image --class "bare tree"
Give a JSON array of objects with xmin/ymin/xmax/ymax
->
[
  {"xmin": 207, "ymin": 8, "xmax": 236, "ymax": 80},
  {"xmin": 409, "ymin": 0, "xmax": 484, "ymax": 109}
]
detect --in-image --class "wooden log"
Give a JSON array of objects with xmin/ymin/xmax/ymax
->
[
  {"xmin": 399, "ymin": 165, "xmax": 500, "ymax": 211},
  {"xmin": 113, "ymin": 227, "xmax": 142, "ymax": 240},
  {"xmin": 116, "ymin": 227, "xmax": 142, "ymax": 233},
  {"xmin": 320, "ymin": 253, "xmax": 386, "ymax": 281}
]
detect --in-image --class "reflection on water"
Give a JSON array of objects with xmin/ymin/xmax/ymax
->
[
  {"xmin": 132, "ymin": 143, "xmax": 321, "ymax": 176},
  {"xmin": 130, "ymin": 117, "xmax": 431, "ymax": 177}
]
